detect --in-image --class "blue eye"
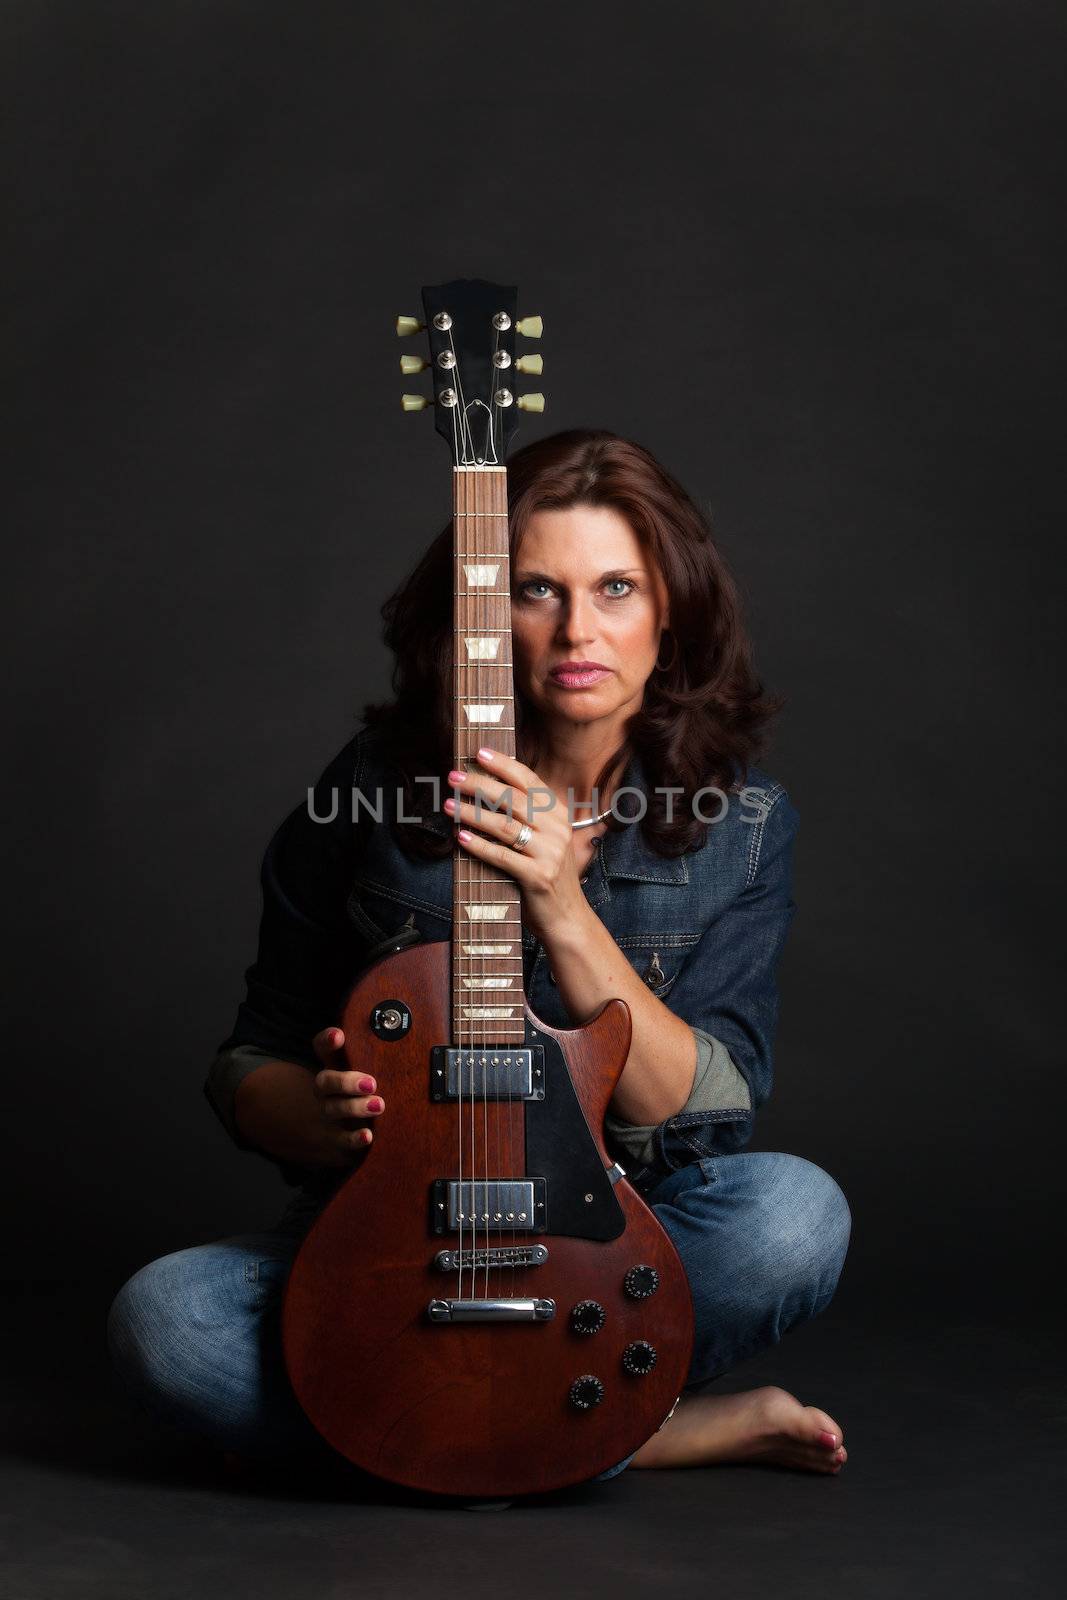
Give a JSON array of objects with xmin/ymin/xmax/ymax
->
[{"xmin": 605, "ymin": 579, "xmax": 634, "ymax": 597}]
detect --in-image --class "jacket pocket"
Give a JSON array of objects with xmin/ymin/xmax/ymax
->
[
  {"xmin": 346, "ymin": 875, "xmax": 451, "ymax": 954},
  {"xmin": 616, "ymin": 937, "xmax": 698, "ymax": 1000}
]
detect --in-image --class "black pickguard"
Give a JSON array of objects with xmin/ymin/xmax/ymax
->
[{"xmin": 522, "ymin": 1018, "xmax": 625, "ymax": 1242}]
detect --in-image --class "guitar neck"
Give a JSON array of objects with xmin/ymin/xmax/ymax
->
[{"xmin": 451, "ymin": 466, "xmax": 525, "ymax": 1046}]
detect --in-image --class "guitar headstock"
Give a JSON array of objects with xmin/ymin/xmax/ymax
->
[{"xmin": 397, "ymin": 277, "xmax": 544, "ymax": 466}]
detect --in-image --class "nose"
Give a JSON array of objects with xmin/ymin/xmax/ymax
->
[{"xmin": 557, "ymin": 593, "xmax": 597, "ymax": 648}]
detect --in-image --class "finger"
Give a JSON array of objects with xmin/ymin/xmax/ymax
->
[
  {"xmin": 445, "ymin": 795, "xmax": 534, "ymax": 845},
  {"xmin": 447, "ymin": 768, "xmax": 528, "ymax": 822},
  {"xmin": 339, "ymin": 1126, "xmax": 374, "ymax": 1153},
  {"xmin": 473, "ymin": 746, "xmax": 539, "ymax": 789},
  {"xmin": 320, "ymin": 1092, "xmax": 385, "ymax": 1121},
  {"xmin": 312, "ymin": 1026, "xmax": 346, "ymax": 1064},
  {"xmin": 314, "ymin": 1067, "xmax": 378, "ymax": 1098},
  {"xmin": 456, "ymin": 826, "xmax": 530, "ymax": 875}
]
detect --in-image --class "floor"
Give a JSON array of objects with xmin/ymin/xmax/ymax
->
[{"xmin": 1, "ymin": 1286, "xmax": 1061, "ymax": 1599}]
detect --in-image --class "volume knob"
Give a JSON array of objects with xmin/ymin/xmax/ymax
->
[
  {"xmin": 570, "ymin": 1300, "xmax": 606, "ymax": 1336},
  {"xmin": 623, "ymin": 1264, "xmax": 660, "ymax": 1300},
  {"xmin": 569, "ymin": 1375, "xmax": 605, "ymax": 1411},
  {"xmin": 622, "ymin": 1340, "xmax": 658, "ymax": 1376}
]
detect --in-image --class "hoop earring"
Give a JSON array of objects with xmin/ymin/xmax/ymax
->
[{"xmin": 655, "ymin": 630, "xmax": 679, "ymax": 673}]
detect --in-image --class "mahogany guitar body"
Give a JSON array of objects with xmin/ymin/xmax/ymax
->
[{"xmin": 282, "ymin": 939, "xmax": 694, "ymax": 1498}]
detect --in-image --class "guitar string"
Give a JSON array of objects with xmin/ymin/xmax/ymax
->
[
  {"xmin": 450, "ymin": 328, "xmax": 472, "ymax": 1303},
  {"xmin": 453, "ymin": 455, "xmax": 465, "ymax": 1301},
  {"xmin": 449, "ymin": 314, "xmax": 528, "ymax": 1304}
]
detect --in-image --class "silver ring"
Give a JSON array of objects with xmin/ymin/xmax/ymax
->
[{"xmin": 511, "ymin": 821, "xmax": 533, "ymax": 853}]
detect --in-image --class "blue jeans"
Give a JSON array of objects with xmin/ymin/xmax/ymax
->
[{"xmin": 106, "ymin": 1152, "xmax": 850, "ymax": 1488}]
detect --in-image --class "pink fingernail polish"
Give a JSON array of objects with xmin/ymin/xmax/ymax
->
[
  {"xmin": 443, "ymin": 797, "xmax": 455, "ymax": 812},
  {"xmin": 477, "ymin": 747, "xmax": 495, "ymax": 760},
  {"xmin": 817, "ymin": 1430, "xmax": 838, "ymax": 1448},
  {"xmin": 458, "ymin": 829, "xmax": 473, "ymax": 842},
  {"xmin": 448, "ymin": 769, "xmax": 467, "ymax": 784},
  {"xmin": 367, "ymin": 1097, "xmax": 383, "ymax": 1113},
  {"xmin": 357, "ymin": 1076, "xmax": 375, "ymax": 1093}
]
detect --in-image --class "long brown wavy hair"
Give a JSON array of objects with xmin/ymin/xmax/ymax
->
[{"xmin": 362, "ymin": 429, "xmax": 783, "ymax": 858}]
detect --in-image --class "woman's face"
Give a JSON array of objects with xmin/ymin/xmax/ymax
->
[{"xmin": 510, "ymin": 503, "xmax": 669, "ymax": 732}]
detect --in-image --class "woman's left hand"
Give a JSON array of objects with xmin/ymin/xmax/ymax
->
[{"xmin": 443, "ymin": 746, "xmax": 589, "ymax": 943}]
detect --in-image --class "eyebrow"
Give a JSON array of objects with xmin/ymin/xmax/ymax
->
[{"xmin": 513, "ymin": 566, "xmax": 645, "ymax": 582}]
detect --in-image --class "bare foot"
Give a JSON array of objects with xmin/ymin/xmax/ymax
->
[{"xmin": 629, "ymin": 1384, "xmax": 848, "ymax": 1474}]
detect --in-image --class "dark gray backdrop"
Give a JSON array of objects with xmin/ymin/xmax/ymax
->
[{"xmin": 4, "ymin": 1, "xmax": 1062, "ymax": 1324}]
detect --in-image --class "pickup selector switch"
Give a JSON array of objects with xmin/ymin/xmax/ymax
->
[
  {"xmin": 570, "ymin": 1300, "xmax": 606, "ymax": 1335},
  {"xmin": 622, "ymin": 1340, "xmax": 657, "ymax": 1376},
  {"xmin": 623, "ymin": 1264, "xmax": 660, "ymax": 1300},
  {"xmin": 569, "ymin": 1375, "xmax": 605, "ymax": 1411}
]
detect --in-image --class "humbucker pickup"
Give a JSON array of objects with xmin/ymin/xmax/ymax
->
[
  {"xmin": 430, "ymin": 1178, "xmax": 548, "ymax": 1235},
  {"xmin": 429, "ymin": 1045, "xmax": 545, "ymax": 1102}
]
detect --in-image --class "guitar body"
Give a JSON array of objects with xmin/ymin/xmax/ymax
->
[{"xmin": 282, "ymin": 939, "xmax": 694, "ymax": 1497}]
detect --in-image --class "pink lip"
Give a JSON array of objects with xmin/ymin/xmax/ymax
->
[{"xmin": 549, "ymin": 663, "xmax": 612, "ymax": 688}]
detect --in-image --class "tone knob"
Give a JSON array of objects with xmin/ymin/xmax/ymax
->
[
  {"xmin": 570, "ymin": 1300, "xmax": 606, "ymax": 1336},
  {"xmin": 569, "ymin": 1375, "xmax": 605, "ymax": 1411},
  {"xmin": 623, "ymin": 1264, "xmax": 660, "ymax": 1300},
  {"xmin": 622, "ymin": 1340, "xmax": 658, "ymax": 1376}
]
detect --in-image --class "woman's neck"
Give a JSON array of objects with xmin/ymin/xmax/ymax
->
[{"xmin": 535, "ymin": 729, "xmax": 629, "ymax": 812}]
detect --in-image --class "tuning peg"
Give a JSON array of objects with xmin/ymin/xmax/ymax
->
[
  {"xmin": 396, "ymin": 315, "xmax": 425, "ymax": 337},
  {"xmin": 400, "ymin": 354, "xmax": 429, "ymax": 374},
  {"xmin": 517, "ymin": 393, "xmax": 545, "ymax": 413},
  {"xmin": 515, "ymin": 353, "xmax": 543, "ymax": 375},
  {"xmin": 401, "ymin": 393, "xmax": 432, "ymax": 411},
  {"xmin": 516, "ymin": 315, "xmax": 543, "ymax": 338}
]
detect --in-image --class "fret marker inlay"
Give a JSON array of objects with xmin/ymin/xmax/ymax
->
[
  {"xmin": 463, "ymin": 704, "xmax": 506, "ymax": 724},
  {"xmin": 464, "ymin": 636, "xmax": 502, "ymax": 659},
  {"xmin": 462, "ymin": 564, "xmax": 500, "ymax": 587}
]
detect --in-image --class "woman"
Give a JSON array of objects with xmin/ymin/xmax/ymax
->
[{"xmin": 107, "ymin": 429, "xmax": 851, "ymax": 1488}]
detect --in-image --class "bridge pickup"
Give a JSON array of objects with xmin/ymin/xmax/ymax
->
[
  {"xmin": 430, "ymin": 1045, "xmax": 545, "ymax": 1102},
  {"xmin": 427, "ymin": 1297, "xmax": 556, "ymax": 1324},
  {"xmin": 430, "ymin": 1178, "xmax": 547, "ymax": 1235},
  {"xmin": 433, "ymin": 1244, "xmax": 549, "ymax": 1272}
]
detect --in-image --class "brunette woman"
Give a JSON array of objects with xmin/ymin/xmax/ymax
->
[{"xmin": 107, "ymin": 430, "xmax": 851, "ymax": 1484}]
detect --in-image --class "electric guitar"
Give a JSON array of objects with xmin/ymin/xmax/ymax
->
[{"xmin": 282, "ymin": 278, "xmax": 693, "ymax": 1496}]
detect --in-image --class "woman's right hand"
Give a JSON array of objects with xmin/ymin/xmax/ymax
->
[
  {"xmin": 310, "ymin": 1026, "xmax": 385, "ymax": 1163},
  {"xmin": 232, "ymin": 1033, "xmax": 386, "ymax": 1169}
]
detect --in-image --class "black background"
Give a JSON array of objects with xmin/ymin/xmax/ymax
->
[{"xmin": 3, "ymin": 5, "xmax": 1064, "ymax": 1587}]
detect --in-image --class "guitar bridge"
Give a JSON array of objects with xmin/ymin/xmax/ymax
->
[
  {"xmin": 427, "ymin": 1298, "xmax": 556, "ymax": 1324},
  {"xmin": 433, "ymin": 1244, "xmax": 549, "ymax": 1271}
]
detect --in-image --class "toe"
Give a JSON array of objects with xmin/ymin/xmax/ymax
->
[{"xmin": 808, "ymin": 1406, "xmax": 844, "ymax": 1450}]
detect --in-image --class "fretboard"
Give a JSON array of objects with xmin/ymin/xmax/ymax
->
[{"xmin": 451, "ymin": 466, "xmax": 525, "ymax": 1045}]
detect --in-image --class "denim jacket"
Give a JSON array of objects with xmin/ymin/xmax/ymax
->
[{"xmin": 205, "ymin": 725, "xmax": 799, "ymax": 1195}]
